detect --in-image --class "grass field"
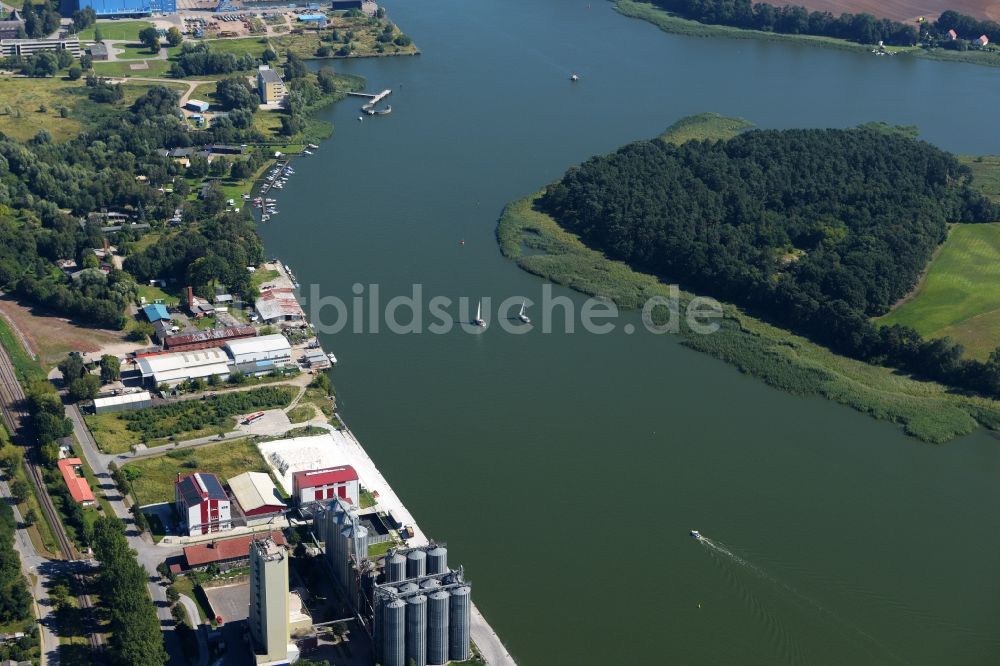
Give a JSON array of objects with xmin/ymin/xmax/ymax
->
[
  {"xmin": 960, "ymin": 155, "xmax": 1000, "ymax": 202},
  {"xmin": 659, "ymin": 112, "xmax": 753, "ymax": 145},
  {"xmin": 123, "ymin": 439, "xmax": 271, "ymax": 507},
  {"xmin": 77, "ymin": 20, "xmax": 153, "ymax": 41},
  {"xmin": 878, "ymin": 224, "xmax": 1000, "ymax": 359},
  {"xmin": 496, "ymin": 114, "xmax": 1000, "ymax": 443},
  {"xmin": 202, "ymin": 37, "xmax": 270, "ymax": 58},
  {"xmin": 86, "ymin": 412, "xmax": 237, "ymax": 454},
  {"xmin": 0, "ymin": 76, "xmax": 87, "ymax": 141}
]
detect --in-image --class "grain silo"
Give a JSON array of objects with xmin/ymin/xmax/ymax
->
[
  {"xmin": 427, "ymin": 590, "xmax": 450, "ymax": 665},
  {"xmin": 426, "ymin": 546, "xmax": 448, "ymax": 575},
  {"xmin": 383, "ymin": 596, "xmax": 406, "ymax": 666},
  {"xmin": 406, "ymin": 548, "xmax": 427, "ymax": 579},
  {"xmin": 448, "ymin": 585, "xmax": 471, "ymax": 661},
  {"xmin": 405, "ymin": 593, "xmax": 428, "ymax": 666},
  {"xmin": 386, "ymin": 551, "xmax": 407, "ymax": 583}
]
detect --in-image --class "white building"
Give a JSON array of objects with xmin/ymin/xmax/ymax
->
[
  {"xmin": 224, "ymin": 334, "xmax": 292, "ymax": 376},
  {"xmin": 92, "ymin": 391, "xmax": 152, "ymax": 414},
  {"xmin": 0, "ymin": 37, "xmax": 81, "ymax": 58},
  {"xmin": 254, "ymin": 288, "xmax": 306, "ymax": 325},
  {"xmin": 136, "ymin": 349, "xmax": 230, "ymax": 387},
  {"xmin": 175, "ymin": 472, "xmax": 232, "ymax": 537},
  {"xmin": 292, "ymin": 465, "xmax": 359, "ymax": 506},
  {"xmin": 249, "ymin": 538, "xmax": 298, "ymax": 665}
]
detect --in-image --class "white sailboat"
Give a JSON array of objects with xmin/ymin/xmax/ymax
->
[
  {"xmin": 472, "ymin": 299, "xmax": 486, "ymax": 327},
  {"xmin": 517, "ymin": 301, "xmax": 530, "ymax": 324}
]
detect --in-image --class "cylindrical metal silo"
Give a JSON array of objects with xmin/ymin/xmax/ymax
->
[
  {"xmin": 340, "ymin": 523, "xmax": 368, "ymax": 587},
  {"xmin": 426, "ymin": 546, "xmax": 448, "ymax": 575},
  {"xmin": 386, "ymin": 552, "xmax": 407, "ymax": 583},
  {"xmin": 405, "ymin": 594, "xmax": 427, "ymax": 666},
  {"xmin": 427, "ymin": 590, "xmax": 450, "ymax": 665},
  {"xmin": 448, "ymin": 586, "xmax": 471, "ymax": 661},
  {"xmin": 313, "ymin": 503, "xmax": 328, "ymax": 543},
  {"xmin": 383, "ymin": 597, "xmax": 406, "ymax": 666},
  {"xmin": 406, "ymin": 548, "xmax": 427, "ymax": 579}
]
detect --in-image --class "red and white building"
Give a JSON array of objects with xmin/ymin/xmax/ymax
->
[
  {"xmin": 292, "ymin": 465, "xmax": 359, "ymax": 506},
  {"xmin": 175, "ymin": 472, "xmax": 232, "ymax": 536}
]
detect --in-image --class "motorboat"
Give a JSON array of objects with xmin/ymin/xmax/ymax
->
[
  {"xmin": 307, "ymin": 143, "xmax": 319, "ymax": 149},
  {"xmin": 327, "ymin": 352, "xmax": 337, "ymax": 365},
  {"xmin": 472, "ymin": 299, "xmax": 486, "ymax": 327},
  {"xmin": 517, "ymin": 300, "xmax": 530, "ymax": 324},
  {"xmin": 689, "ymin": 530, "xmax": 702, "ymax": 540},
  {"xmin": 303, "ymin": 150, "xmax": 313, "ymax": 155},
  {"xmin": 570, "ymin": 73, "xmax": 579, "ymax": 81}
]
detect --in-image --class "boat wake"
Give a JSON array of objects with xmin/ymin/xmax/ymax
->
[{"xmin": 696, "ymin": 534, "xmax": 910, "ymax": 665}]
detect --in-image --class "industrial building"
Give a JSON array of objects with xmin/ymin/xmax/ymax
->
[
  {"xmin": 162, "ymin": 324, "xmax": 256, "ymax": 352},
  {"xmin": 57, "ymin": 458, "xmax": 95, "ymax": 506},
  {"xmin": 314, "ymin": 500, "xmax": 472, "ymax": 666},
  {"xmin": 136, "ymin": 348, "xmax": 231, "ymax": 387},
  {"xmin": 224, "ymin": 334, "xmax": 292, "ymax": 376},
  {"xmin": 257, "ymin": 65, "xmax": 287, "ymax": 105},
  {"xmin": 0, "ymin": 37, "xmax": 81, "ymax": 58},
  {"xmin": 0, "ymin": 11, "xmax": 24, "ymax": 40},
  {"xmin": 292, "ymin": 465, "xmax": 359, "ymax": 506},
  {"xmin": 255, "ymin": 287, "xmax": 306, "ymax": 325},
  {"xmin": 62, "ymin": 0, "xmax": 177, "ymax": 17},
  {"xmin": 185, "ymin": 99, "xmax": 210, "ymax": 113},
  {"xmin": 92, "ymin": 390, "xmax": 152, "ymax": 414},
  {"xmin": 228, "ymin": 471, "xmax": 287, "ymax": 525},
  {"xmin": 249, "ymin": 537, "xmax": 299, "ymax": 665},
  {"xmin": 182, "ymin": 530, "xmax": 286, "ymax": 572},
  {"xmin": 175, "ymin": 472, "xmax": 232, "ymax": 536}
]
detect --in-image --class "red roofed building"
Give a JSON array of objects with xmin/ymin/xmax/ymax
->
[
  {"xmin": 978, "ymin": 34, "xmax": 989, "ymax": 46},
  {"xmin": 292, "ymin": 465, "xmax": 359, "ymax": 506},
  {"xmin": 176, "ymin": 472, "xmax": 232, "ymax": 536},
  {"xmin": 58, "ymin": 458, "xmax": 95, "ymax": 506},
  {"xmin": 163, "ymin": 325, "xmax": 257, "ymax": 352},
  {"xmin": 182, "ymin": 530, "xmax": 286, "ymax": 571},
  {"xmin": 947, "ymin": 29, "xmax": 958, "ymax": 40}
]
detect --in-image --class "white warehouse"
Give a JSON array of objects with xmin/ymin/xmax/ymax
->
[
  {"xmin": 136, "ymin": 349, "xmax": 231, "ymax": 388},
  {"xmin": 224, "ymin": 334, "xmax": 292, "ymax": 376}
]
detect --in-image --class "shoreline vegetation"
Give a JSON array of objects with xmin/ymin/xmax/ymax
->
[
  {"xmin": 614, "ymin": 0, "xmax": 1000, "ymax": 68},
  {"xmin": 497, "ymin": 113, "xmax": 1000, "ymax": 443}
]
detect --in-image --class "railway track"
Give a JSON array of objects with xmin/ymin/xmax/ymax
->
[{"xmin": 0, "ymin": 348, "xmax": 103, "ymax": 653}]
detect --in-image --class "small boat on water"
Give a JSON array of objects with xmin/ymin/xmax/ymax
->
[
  {"xmin": 261, "ymin": 214, "xmax": 270, "ymax": 222},
  {"xmin": 570, "ymin": 73, "xmax": 580, "ymax": 81},
  {"xmin": 517, "ymin": 301, "xmax": 530, "ymax": 324},
  {"xmin": 358, "ymin": 116, "xmax": 364, "ymax": 122},
  {"xmin": 307, "ymin": 143, "xmax": 319, "ymax": 150},
  {"xmin": 303, "ymin": 150, "xmax": 313, "ymax": 155},
  {"xmin": 327, "ymin": 352, "xmax": 337, "ymax": 365},
  {"xmin": 689, "ymin": 530, "xmax": 702, "ymax": 540},
  {"xmin": 472, "ymin": 299, "xmax": 486, "ymax": 328}
]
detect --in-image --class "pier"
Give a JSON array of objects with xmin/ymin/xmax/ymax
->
[{"xmin": 348, "ymin": 89, "xmax": 392, "ymax": 113}]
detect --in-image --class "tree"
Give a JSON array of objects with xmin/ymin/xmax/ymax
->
[
  {"xmin": 99, "ymin": 355, "xmax": 121, "ymax": 383},
  {"xmin": 139, "ymin": 27, "xmax": 161, "ymax": 53},
  {"xmin": 9, "ymin": 479, "xmax": 28, "ymax": 504},
  {"xmin": 166, "ymin": 27, "xmax": 183, "ymax": 47},
  {"xmin": 24, "ymin": 508, "xmax": 36, "ymax": 526},
  {"xmin": 280, "ymin": 114, "xmax": 305, "ymax": 137},
  {"xmin": 59, "ymin": 354, "xmax": 86, "ymax": 383},
  {"xmin": 67, "ymin": 64, "xmax": 82, "ymax": 80},
  {"xmin": 94, "ymin": 27, "xmax": 103, "ymax": 43},
  {"xmin": 283, "ymin": 52, "xmax": 307, "ymax": 80},
  {"xmin": 68, "ymin": 374, "xmax": 101, "ymax": 402}
]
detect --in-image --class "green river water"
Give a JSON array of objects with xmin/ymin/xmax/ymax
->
[{"xmin": 258, "ymin": 1, "xmax": 1000, "ymax": 663}]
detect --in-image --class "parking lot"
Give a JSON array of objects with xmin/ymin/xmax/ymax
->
[{"xmin": 204, "ymin": 581, "xmax": 250, "ymax": 624}]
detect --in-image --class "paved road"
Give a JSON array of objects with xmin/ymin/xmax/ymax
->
[
  {"xmin": 101, "ymin": 40, "xmax": 170, "ymax": 63},
  {"xmin": 0, "ymin": 476, "xmax": 59, "ymax": 666},
  {"xmin": 178, "ymin": 594, "xmax": 209, "ymax": 666},
  {"xmin": 67, "ymin": 405, "xmax": 189, "ymax": 664}
]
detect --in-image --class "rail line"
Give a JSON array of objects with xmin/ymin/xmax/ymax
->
[{"xmin": 0, "ymin": 347, "xmax": 103, "ymax": 652}]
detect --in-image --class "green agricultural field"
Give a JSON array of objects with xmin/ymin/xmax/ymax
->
[
  {"xmin": 878, "ymin": 223, "xmax": 1000, "ymax": 359},
  {"xmin": 78, "ymin": 20, "xmax": 153, "ymax": 41},
  {"xmin": 122, "ymin": 439, "xmax": 272, "ymax": 507}
]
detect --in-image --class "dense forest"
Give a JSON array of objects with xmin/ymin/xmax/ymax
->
[
  {"xmin": 539, "ymin": 127, "xmax": 1000, "ymax": 396},
  {"xmin": 653, "ymin": 1, "xmax": 998, "ymax": 47}
]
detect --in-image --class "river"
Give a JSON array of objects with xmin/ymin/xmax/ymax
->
[{"xmin": 258, "ymin": 1, "xmax": 1000, "ymax": 663}]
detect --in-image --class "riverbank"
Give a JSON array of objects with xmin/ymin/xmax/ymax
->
[{"xmin": 614, "ymin": 0, "xmax": 1000, "ymax": 68}]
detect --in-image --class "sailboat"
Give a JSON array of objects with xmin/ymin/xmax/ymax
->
[
  {"xmin": 472, "ymin": 299, "xmax": 486, "ymax": 327},
  {"xmin": 517, "ymin": 301, "xmax": 530, "ymax": 324}
]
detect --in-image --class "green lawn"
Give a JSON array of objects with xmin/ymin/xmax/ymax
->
[
  {"xmin": 878, "ymin": 223, "xmax": 1000, "ymax": 359},
  {"xmin": 78, "ymin": 20, "xmax": 153, "ymax": 41},
  {"xmin": 960, "ymin": 155, "xmax": 1000, "ymax": 203},
  {"xmin": 137, "ymin": 283, "xmax": 180, "ymax": 307},
  {"xmin": 286, "ymin": 405, "xmax": 316, "ymax": 424},
  {"xmin": 660, "ymin": 112, "xmax": 753, "ymax": 145},
  {"xmin": 92, "ymin": 58, "xmax": 172, "ymax": 78},
  {"xmin": 123, "ymin": 439, "xmax": 271, "ymax": 506}
]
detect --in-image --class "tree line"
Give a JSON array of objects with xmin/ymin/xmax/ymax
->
[
  {"xmin": 539, "ymin": 126, "xmax": 1000, "ymax": 398},
  {"xmin": 92, "ymin": 516, "xmax": 169, "ymax": 666}
]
